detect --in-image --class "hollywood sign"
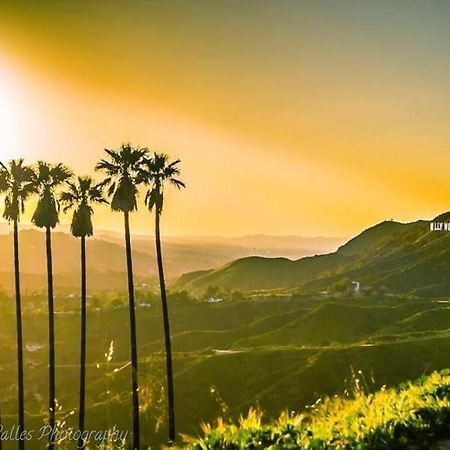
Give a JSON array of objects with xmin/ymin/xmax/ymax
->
[{"xmin": 430, "ymin": 222, "xmax": 450, "ymax": 231}]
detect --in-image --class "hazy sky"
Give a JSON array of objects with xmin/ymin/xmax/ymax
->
[{"xmin": 0, "ymin": 1, "xmax": 449, "ymax": 236}]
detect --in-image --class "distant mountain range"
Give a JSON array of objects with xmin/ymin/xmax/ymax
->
[
  {"xmin": 176, "ymin": 213, "xmax": 450, "ymax": 297},
  {"xmin": 0, "ymin": 227, "xmax": 344, "ymax": 293}
]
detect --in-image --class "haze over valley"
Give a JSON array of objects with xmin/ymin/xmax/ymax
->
[{"xmin": 0, "ymin": 226, "xmax": 344, "ymax": 293}]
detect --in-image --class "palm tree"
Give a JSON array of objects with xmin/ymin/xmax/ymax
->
[
  {"xmin": 0, "ymin": 159, "xmax": 36, "ymax": 450},
  {"xmin": 60, "ymin": 176, "xmax": 107, "ymax": 450},
  {"xmin": 96, "ymin": 144, "xmax": 147, "ymax": 450},
  {"xmin": 139, "ymin": 153, "xmax": 185, "ymax": 445},
  {"xmin": 31, "ymin": 161, "xmax": 71, "ymax": 450}
]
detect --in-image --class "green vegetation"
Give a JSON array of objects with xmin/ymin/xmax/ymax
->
[
  {"xmin": 180, "ymin": 370, "xmax": 450, "ymax": 449},
  {"xmin": 176, "ymin": 253, "xmax": 350, "ymax": 294},
  {"xmin": 1, "ymin": 293, "xmax": 450, "ymax": 449},
  {"xmin": 177, "ymin": 217, "xmax": 450, "ymax": 297}
]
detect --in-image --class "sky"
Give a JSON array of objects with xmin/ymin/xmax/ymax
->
[{"xmin": 0, "ymin": 1, "xmax": 449, "ymax": 237}]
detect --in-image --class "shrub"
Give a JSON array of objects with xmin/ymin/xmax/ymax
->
[{"xmin": 180, "ymin": 370, "xmax": 450, "ymax": 449}]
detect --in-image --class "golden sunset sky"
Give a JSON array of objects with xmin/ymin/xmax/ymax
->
[{"xmin": 0, "ymin": 1, "xmax": 449, "ymax": 237}]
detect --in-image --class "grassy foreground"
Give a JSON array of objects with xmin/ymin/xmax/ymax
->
[{"xmin": 180, "ymin": 370, "xmax": 450, "ymax": 450}]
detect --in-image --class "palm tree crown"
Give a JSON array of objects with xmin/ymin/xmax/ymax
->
[
  {"xmin": 0, "ymin": 159, "xmax": 36, "ymax": 222},
  {"xmin": 32, "ymin": 161, "xmax": 72, "ymax": 229},
  {"xmin": 139, "ymin": 153, "xmax": 185, "ymax": 214},
  {"xmin": 95, "ymin": 144, "xmax": 148, "ymax": 212},
  {"xmin": 60, "ymin": 176, "xmax": 108, "ymax": 237}
]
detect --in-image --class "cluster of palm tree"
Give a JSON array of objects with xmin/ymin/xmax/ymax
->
[{"xmin": 0, "ymin": 144, "xmax": 185, "ymax": 450}]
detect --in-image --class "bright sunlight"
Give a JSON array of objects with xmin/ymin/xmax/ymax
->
[{"xmin": 0, "ymin": 61, "xmax": 19, "ymax": 158}]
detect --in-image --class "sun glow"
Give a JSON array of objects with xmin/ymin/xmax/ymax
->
[
  {"xmin": 0, "ymin": 96, "xmax": 18, "ymax": 158},
  {"xmin": 0, "ymin": 60, "xmax": 20, "ymax": 161},
  {"xmin": 0, "ymin": 2, "xmax": 449, "ymax": 236}
]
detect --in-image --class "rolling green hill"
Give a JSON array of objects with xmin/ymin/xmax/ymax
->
[
  {"xmin": 0, "ymin": 229, "xmax": 343, "ymax": 293},
  {"xmin": 1, "ymin": 292, "xmax": 450, "ymax": 448},
  {"xmin": 176, "ymin": 214, "xmax": 450, "ymax": 296},
  {"xmin": 176, "ymin": 252, "xmax": 352, "ymax": 293},
  {"xmin": 234, "ymin": 303, "xmax": 405, "ymax": 347}
]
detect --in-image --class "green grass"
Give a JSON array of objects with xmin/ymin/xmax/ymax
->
[
  {"xmin": 2, "ymin": 295, "xmax": 450, "ymax": 449},
  {"xmin": 180, "ymin": 370, "xmax": 450, "ymax": 449}
]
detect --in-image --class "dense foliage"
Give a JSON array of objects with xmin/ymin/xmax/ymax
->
[{"xmin": 182, "ymin": 370, "xmax": 450, "ymax": 449}]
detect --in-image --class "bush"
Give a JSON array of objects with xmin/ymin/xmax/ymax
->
[{"xmin": 180, "ymin": 370, "xmax": 450, "ymax": 449}]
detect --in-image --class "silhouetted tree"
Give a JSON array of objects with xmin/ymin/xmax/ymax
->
[
  {"xmin": 96, "ymin": 144, "xmax": 147, "ymax": 450},
  {"xmin": 139, "ymin": 153, "xmax": 185, "ymax": 444},
  {"xmin": 60, "ymin": 176, "xmax": 107, "ymax": 450},
  {"xmin": 0, "ymin": 159, "xmax": 36, "ymax": 450},
  {"xmin": 31, "ymin": 161, "xmax": 71, "ymax": 450}
]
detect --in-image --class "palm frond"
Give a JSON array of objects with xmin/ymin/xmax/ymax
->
[
  {"xmin": 139, "ymin": 152, "xmax": 185, "ymax": 214},
  {"xmin": 0, "ymin": 159, "xmax": 37, "ymax": 222},
  {"xmin": 59, "ymin": 175, "xmax": 107, "ymax": 237},
  {"xmin": 170, "ymin": 178, "xmax": 186, "ymax": 190},
  {"xmin": 95, "ymin": 159, "xmax": 116, "ymax": 173},
  {"xmin": 32, "ymin": 162, "xmax": 72, "ymax": 228},
  {"xmin": 49, "ymin": 164, "xmax": 72, "ymax": 184},
  {"xmin": 96, "ymin": 144, "xmax": 145, "ymax": 213},
  {"xmin": 0, "ymin": 168, "xmax": 9, "ymax": 192},
  {"xmin": 107, "ymin": 181, "xmax": 117, "ymax": 197}
]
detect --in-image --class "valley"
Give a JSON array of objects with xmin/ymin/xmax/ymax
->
[{"xmin": 1, "ymin": 292, "xmax": 450, "ymax": 448}]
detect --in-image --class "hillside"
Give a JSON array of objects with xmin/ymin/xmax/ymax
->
[
  {"xmin": 180, "ymin": 370, "xmax": 450, "ymax": 449},
  {"xmin": 176, "ymin": 252, "xmax": 351, "ymax": 293},
  {"xmin": 1, "ymin": 291, "xmax": 450, "ymax": 447},
  {"xmin": 0, "ymin": 229, "xmax": 343, "ymax": 293},
  {"xmin": 176, "ymin": 213, "xmax": 450, "ymax": 296}
]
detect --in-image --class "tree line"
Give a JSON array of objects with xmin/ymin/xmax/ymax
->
[{"xmin": 0, "ymin": 144, "xmax": 185, "ymax": 450}]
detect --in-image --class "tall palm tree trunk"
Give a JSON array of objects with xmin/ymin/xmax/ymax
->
[
  {"xmin": 14, "ymin": 219, "xmax": 25, "ymax": 450},
  {"xmin": 78, "ymin": 236, "xmax": 87, "ymax": 450},
  {"xmin": 124, "ymin": 211, "xmax": 140, "ymax": 450},
  {"xmin": 155, "ymin": 211, "xmax": 176, "ymax": 444},
  {"xmin": 46, "ymin": 227, "xmax": 56, "ymax": 450}
]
